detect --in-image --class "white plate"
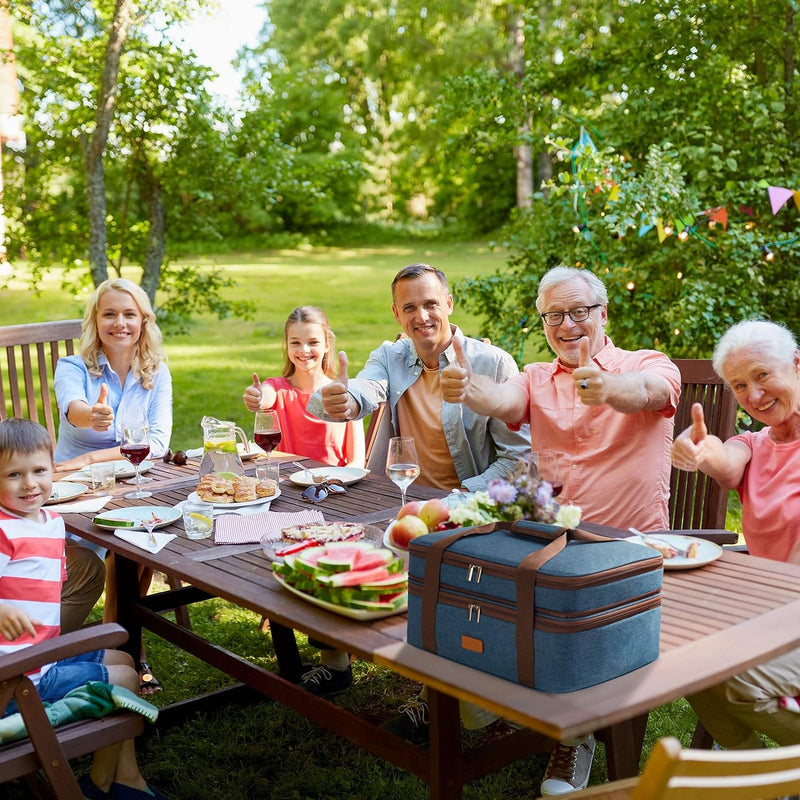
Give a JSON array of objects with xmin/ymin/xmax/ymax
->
[
  {"xmin": 238, "ymin": 442, "xmax": 266, "ymax": 461},
  {"xmin": 186, "ymin": 488, "xmax": 281, "ymax": 509},
  {"xmin": 288, "ymin": 466, "xmax": 370, "ymax": 487},
  {"xmin": 76, "ymin": 459, "xmax": 154, "ymax": 480},
  {"xmin": 46, "ymin": 482, "xmax": 90, "ymax": 505},
  {"xmin": 93, "ymin": 505, "xmax": 181, "ymax": 531},
  {"xmin": 273, "ymin": 573, "xmax": 407, "ymax": 620},
  {"xmin": 633, "ymin": 533, "xmax": 723, "ymax": 570},
  {"xmin": 383, "ymin": 523, "xmax": 410, "ymax": 567}
]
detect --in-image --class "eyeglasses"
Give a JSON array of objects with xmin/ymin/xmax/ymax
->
[
  {"xmin": 540, "ymin": 304, "xmax": 602, "ymax": 327},
  {"xmin": 301, "ymin": 479, "xmax": 347, "ymax": 503}
]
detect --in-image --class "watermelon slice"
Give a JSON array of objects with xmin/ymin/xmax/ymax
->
[{"xmin": 317, "ymin": 566, "xmax": 393, "ymax": 588}]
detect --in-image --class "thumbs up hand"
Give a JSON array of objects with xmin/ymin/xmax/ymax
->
[
  {"xmin": 321, "ymin": 351, "xmax": 356, "ymax": 419},
  {"xmin": 243, "ymin": 373, "xmax": 263, "ymax": 412},
  {"xmin": 573, "ymin": 338, "xmax": 605, "ymax": 405},
  {"xmin": 90, "ymin": 383, "xmax": 114, "ymax": 431},
  {"xmin": 441, "ymin": 337, "xmax": 472, "ymax": 404},
  {"xmin": 670, "ymin": 403, "xmax": 708, "ymax": 472}
]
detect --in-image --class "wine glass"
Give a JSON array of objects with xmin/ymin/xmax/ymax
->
[
  {"xmin": 254, "ymin": 411, "xmax": 282, "ymax": 464},
  {"xmin": 534, "ymin": 450, "xmax": 563, "ymax": 497},
  {"xmin": 385, "ymin": 436, "xmax": 420, "ymax": 507},
  {"xmin": 121, "ymin": 423, "xmax": 152, "ymax": 499}
]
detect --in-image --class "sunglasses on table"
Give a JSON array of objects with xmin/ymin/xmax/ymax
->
[{"xmin": 301, "ymin": 478, "xmax": 347, "ymax": 503}]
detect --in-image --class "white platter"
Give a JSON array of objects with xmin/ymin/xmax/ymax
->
[
  {"xmin": 46, "ymin": 482, "xmax": 90, "ymax": 505},
  {"xmin": 186, "ymin": 488, "xmax": 280, "ymax": 509},
  {"xmin": 383, "ymin": 523, "xmax": 410, "ymax": 567},
  {"xmin": 262, "ymin": 524, "xmax": 382, "ymax": 563},
  {"xmin": 288, "ymin": 466, "xmax": 369, "ymax": 487},
  {"xmin": 93, "ymin": 505, "xmax": 181, "ymax": 531},
  {"xmin": 633, "ymin": 533, "xmax": 723, "ymax": 570},
  {"xmin": 75, "ymin": 459, "xmax": 154, "ymax": 480},
  {"xmin": 273, "ymin": 572, "xmax": 407, "ymax": 620},
  {"xmin": 239, "ymin": 442, "xmax": 266, "ymax": 461}
]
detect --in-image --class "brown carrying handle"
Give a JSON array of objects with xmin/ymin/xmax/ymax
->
[{"xmin": 420, "ymin": 520, "xmax": 616, "ymax": 653}]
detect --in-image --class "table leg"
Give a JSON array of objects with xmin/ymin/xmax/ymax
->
[
  {"xmin": 268, "ymin": 620, "xmax": 304, "ymax": 683},
  {"xmin": 113, "ymin": 553, "xmax": 143, "ymax": 663},
  {"xmin": 599, "ymin": 713, "xmax": 648, "ymax": 779},
  {"xmin": 427, "ymin": 687, "xmax": 464, "ymax": 800}
]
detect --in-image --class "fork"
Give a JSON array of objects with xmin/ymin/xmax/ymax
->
[{"xmin": 628, "ymin": 528, "xmax": 692, "ymax": 556}]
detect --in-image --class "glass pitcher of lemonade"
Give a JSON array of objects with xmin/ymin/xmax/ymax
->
[{"xmin": 199, "ymin": 416, "xmax": 248, "ymax": 477}]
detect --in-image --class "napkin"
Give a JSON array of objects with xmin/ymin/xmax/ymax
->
[
  {"xmin": 49, "ymin": 495, "xmax": 112, "ymax": 513},
  {"xmin": 214, "ymin": 509, "xmax": 325, "ymax": 545},
  {"xmin": 114, "ymin": 529, "xmax": 176, "ymax": 554}
]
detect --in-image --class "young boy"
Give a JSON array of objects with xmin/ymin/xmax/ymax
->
[{"xmin": 0, "ymin": 418, "xmax": 168, "ymax": 800}]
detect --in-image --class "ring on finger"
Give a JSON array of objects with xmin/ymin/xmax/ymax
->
[{"xmin": 580, "ymin": 379, "xmax": 588, "ymax": 390}]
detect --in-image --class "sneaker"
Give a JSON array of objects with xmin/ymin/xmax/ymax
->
[
  {"xmin": 299, "ymin": 664, "xmax": 353, "ymax": 697},
  {"xmin": 540, "ymin": 733, "xmax": 595, "ymax": 796},
  {"xmin": 380, "ymin": 698, "xmax": 430, "ymax": 746},
  {"xmin": 78, "ymin": 774, "xmax": 107, "ymax": 800}
]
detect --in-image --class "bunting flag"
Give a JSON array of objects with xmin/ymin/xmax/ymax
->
[
  {"xmin": 706, "ymin": 206, "xmax": 728, "ymax": 229},
  {"xmin": 656, "ymin": 218, "xmax": 668, "ymax": 244},
  {"xmin": 768, "ymin": 186, "xmax": 796, "ymax": 215},
  {"xmin": 606, "ymin": 184, "xmax": 620, "ymax": 203},
  {"xmin": 638, "ymin": 214, "xmax": 655, "ymax": 238},
  {"xmin": 572, "ymin": 127, "xmax": 597, "ymax": 157}
]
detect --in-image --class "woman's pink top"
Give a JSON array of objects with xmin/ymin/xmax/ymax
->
[
  {"xmin": 265, "ymin": 377, "xmax": 364, "ymax": 467},
  {"xmin": 733, "ymin": 429, "xmax": 800, "ymax": 563}
]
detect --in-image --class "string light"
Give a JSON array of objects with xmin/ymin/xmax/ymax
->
[
  {"xmin": 744, "ymin": 221, "xmax": 755, "ymax": 231},
  {"xmin": 626, "ymin": 281, "xmax": 636, "ymax": 291},
  {"xmin": 676, "ymin": 271, "xmax": 683, "ymax": 279},
  {"xmin": 762, "ymin": 246, "xmax": 775, "ymax": 262},
  {"xmin": 571, "ymin": 223, "xmax": 587, "ymax": 234},
  {"xmin": 678, "ymin": 226, "xmax": 691, "ymax": 241},
  {"xmin": 663, "ymin": 224, "xmax": 674, "ymax": 237},
  {"xmin": 673, "ymin": 328, "xmax": 681, "ymax": 336}
]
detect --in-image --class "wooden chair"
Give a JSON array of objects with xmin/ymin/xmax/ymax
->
[
  {"xmin": 0, "ymin": 319, "xmax": 191, "ymax": 630},
  {"xmin": 0, "ymin": 623, "xmax": 145, "ymax": 800},
  {"xmin": 364, "ymin": 400, "xmax": 389, "ymax": 471},
  {"xmin": 550, "ymin": 736, "xmax": 800, "ymax": 799},
  {"xmin": 669, "ymin": 359, "xmax": 738, "ymax": 531},
  {"xmin": 0, "ymin": 319, "xmax": 82, "ymax": 445}
]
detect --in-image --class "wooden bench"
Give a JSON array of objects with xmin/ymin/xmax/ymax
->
[{"xmin": 0, "ymin": 624, "xmax": 145, "ymax": 800}]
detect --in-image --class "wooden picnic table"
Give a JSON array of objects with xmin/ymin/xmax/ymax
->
[{"xmin": 56, "ymin": 456, "xmax": 800, "ymax": 799}]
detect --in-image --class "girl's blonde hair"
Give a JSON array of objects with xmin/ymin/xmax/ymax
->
[
  {"xmin": 282, "ymin": 306, "xmax": 336, "ymax": 379},
  {"xmin": 79, "ymin": 278, "xmax": 166, "ymax": 390}
]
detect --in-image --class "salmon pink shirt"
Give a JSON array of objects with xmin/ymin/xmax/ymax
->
[{"xmin": 508, "ymin": 337, "xmax": 680, "ymax": 532}]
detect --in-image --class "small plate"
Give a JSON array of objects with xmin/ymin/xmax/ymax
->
[
  {"xmin": 46, "ymin": 482, "xmax": 90, "ymax": 505},
  {"xmin": 186, "ymin": 488, "xmax": 281, "ymax": 509},
  {"xmin": 93, "ymin": 505, "xmax": 181, "ymax": 531},
  {"xmin": 288, "ymin": 466, "xmax": 369, "ymax": 487},
  {"xmin": 238, "ymin": 442, "xmax": 266, "ymax": 461},
  {"xmin": 273, "ymin": 573, "xmax": 407, "ymax": 620},
  {"xmin": 633, "ymin": 533, "xmax": 723, "ymax": 570},
  {"xmin": 76, "ymin": 460, "xmax": 154, "ymax": 480}
]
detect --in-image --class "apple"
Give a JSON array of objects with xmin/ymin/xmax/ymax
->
[
  {"xmin": 418, "ymin": 498, "xmax": 450, "ymax": 532},
  {"xmin": 397, "ymin": 500, "xmax": 425, "ymax": 519},
  {"xmin": 389, "ymin": 514, "xmax": 429, "ymax": 549}
]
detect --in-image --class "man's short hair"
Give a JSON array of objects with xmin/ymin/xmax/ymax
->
[
  {"xmin": 535, "ymin": 266, "xmax": 609, "ymax": 312},
  {"xmin": 0, "ymin": 418, "xmax": 53, "ymax": 460},
  {"xmin": 391, "ymin": 263, "xmax": 449, "ymax": 297}
]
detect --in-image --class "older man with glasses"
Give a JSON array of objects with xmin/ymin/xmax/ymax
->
[{"xmin": 441, "ymin": 264, "xmax": 681, "ymax": 797}]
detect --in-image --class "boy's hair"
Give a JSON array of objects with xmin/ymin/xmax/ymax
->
[{"xmin": 0, "ymin": 418, "xmax": 54, "ymax": 460}]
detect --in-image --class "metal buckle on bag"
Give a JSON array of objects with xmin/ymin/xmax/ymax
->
[
  {"xmin": 467, "ymin": 603, "xmax": 481, "ymax": 623},
  {"xmin": 467, "ymin": 564, "xmax": 483, "ymax": 583}
]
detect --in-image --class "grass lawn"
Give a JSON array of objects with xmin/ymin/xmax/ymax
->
[{"xmin": 2, "ymin": 241, "xmax": 722, "ymax": 798}]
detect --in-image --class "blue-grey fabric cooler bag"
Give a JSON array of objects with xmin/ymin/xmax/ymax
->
[{"xmin": 406, "ymin": 520, "xmax": 663, "ymax": 692}]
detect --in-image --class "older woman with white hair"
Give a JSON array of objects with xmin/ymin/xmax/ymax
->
[{"xmin": 671, "ymin": 318, "xmax": 800, "ymax": 747}]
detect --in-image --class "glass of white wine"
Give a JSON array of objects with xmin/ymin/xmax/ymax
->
[{"xmin": 385, "ymin": 436, "xmax": 421, "ymax": 507}]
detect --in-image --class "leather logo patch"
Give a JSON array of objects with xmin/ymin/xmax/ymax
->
[{"xmin": 461, "ymin": 635, "xmax": 484, "ymax": 654}]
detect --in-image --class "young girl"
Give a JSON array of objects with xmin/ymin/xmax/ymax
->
[
  {"xmin": 243, "ymin": 306, "xmax": 364, "ymax": 468},
  {"xmin": 242, "ymin": 307, "xmax": 365, "ymax": 697}
]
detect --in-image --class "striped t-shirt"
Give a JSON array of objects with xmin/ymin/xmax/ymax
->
[{"xmin": 0, "ymin": 506, "xmax": 66, "ymax": 684}]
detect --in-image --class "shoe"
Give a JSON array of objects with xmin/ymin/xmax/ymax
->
[
  {"xmin": 380, "ymin": 698, "xmax": 430, "ymax": 746},
  {"xmin": 109, "ymin": 782, "xmax": 170, "ymax": 800},
  {"xmin": 78, "ymin": 774, "xmax": 108, "ymax": 799},
  {"xmin": 138, "ymin": 661, "xmax": 163, "ymax": 697},
  {"xmin": 540, "ymin": 733, "xmax": 595, "ymax": 795},
  {"xmin": 299, "ymin": 664, "xmax": 353, "ymax": 697}
]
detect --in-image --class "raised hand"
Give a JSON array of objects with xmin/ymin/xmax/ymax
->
[
  {"xmin": 321, "ymin": 351, "xmax": 355, "ymax": 419},
  {"xmin": 573, "ymin": 338, "xmax": 605, "ymax": 405},
  {"xmin": 243, "ymin": 372, "xmax": 263, "ymax": 412},
  {"xmin": 90, "ymin": 382, "xmax": 114, "ymax": 431},
  {"xmin": 671, "ymin": 403, "xmax": 708, "ymax": 471},
  {"xmin": 441, "ymin": 337, "xmax": 472, "ymax": 404}
]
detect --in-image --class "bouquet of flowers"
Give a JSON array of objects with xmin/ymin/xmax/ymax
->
[{"xmin": 447, "ymin": 462, "xmax": 582, "ymax": 530}]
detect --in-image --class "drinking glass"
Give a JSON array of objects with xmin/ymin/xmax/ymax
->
[
  {"xmin": 385, "ymin": 436, "xmax": 420, "ymax": 507},
  {"xmin": 121, "ymin": 424, "xmax": 152, "ymax": 499},
  {"xmin": 534, "ymin": 450, "xmax": 563, "ymax": 497},
  {"xmin": 254, "ymin": 411, "xmax": 282, "ymax": 463}
]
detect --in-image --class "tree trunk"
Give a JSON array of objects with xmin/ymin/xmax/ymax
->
[
  {"xmin": 140, "ymin": 164, "xmax": 165, "ymax": 306},
  {"xmin": 509, "ymin": 8, "xmax": 533, "ymax": 208},
  {"xmin": 84, "ymin": 0, "xmax": 134, "ymax": 287}
]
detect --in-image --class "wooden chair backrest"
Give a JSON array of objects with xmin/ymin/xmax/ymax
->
[
  {"xmin": 0, "ymin": 319, "xmax": 82, "ymax": 446},
  {"xmin": 364, "ymin": 401, "xmax": 389, "ymax": 471},
  {"xmin": 565, "ymin": 736, "xmax": 800, "ymax": 799},
  {"xmin": 669, "ymin": 359, "xmax": 738, "ymax": 530}
]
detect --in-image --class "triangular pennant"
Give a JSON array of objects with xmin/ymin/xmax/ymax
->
[
  {"xmin": 674, "ymin": 213, "xmax": 693, "ymax": 232},
  {"xmin": 656, "ymin": 218, "xmax": 667, "ymax": 244},
  {"xmin": 768, "ymin": 186, "xmax": 795, "ymax": 215},
  {"xmin": 794, "ymin": 191, "xmax": 800, "ymax": 213},
  {"xmin": 606, "ymin": 184, "xmax": 620, "ymax": 203},
  {"xmin": 572, "ymin": 126, "xmax": 597, "ymax": 157},
  {"xmin": 708, "ymin": 206, "xmax": 728, "ymax": 230},
  {"xmin": 638, "ymin": 214, "xmax": 655, "ymax": 238}
]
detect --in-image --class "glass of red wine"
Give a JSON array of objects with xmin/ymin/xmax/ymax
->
[
  {"xmin": 254, "ymin": 411, "xmax": 282, "ymax": 464},
  {"xmin": 121, "ymin": 423, "xmax": 152, "ymax": 499},
  {"xmin": 535, "ymin": 451, "xmax": 563, "ymax": 498}
]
